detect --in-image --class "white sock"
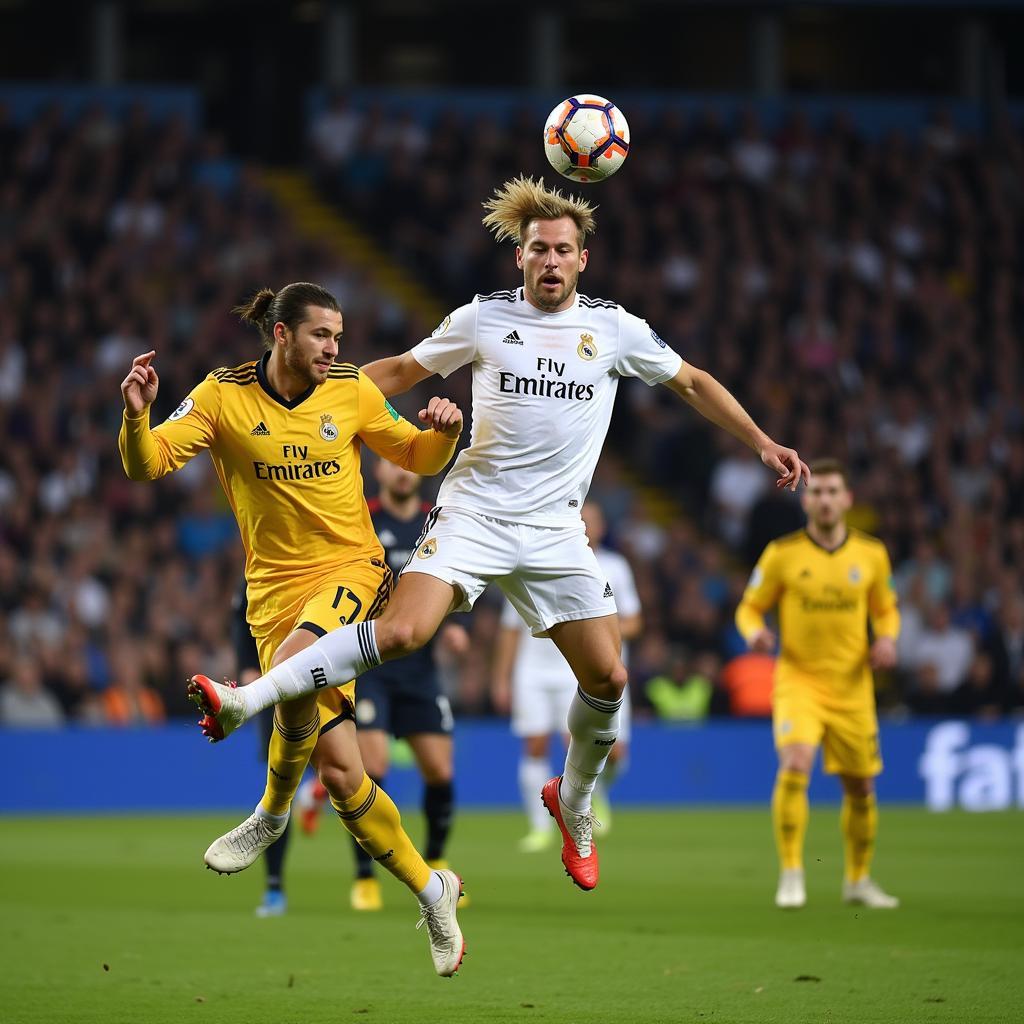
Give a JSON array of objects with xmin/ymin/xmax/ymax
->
[
  {"xmin": 240, "ymin": 619, "xmax": 381, "ymax": 717},
  {"xmin": 254, "ymin": 803, "xmax": 289, "ymax": 827},
  {"xmin": 560, "ymin": 686, "xmax": 621, "ymax": 814},
  {"xmin": 416, "ymin": 869, "xmax": 445, "ymax": 907},
  {"xmin": 519, "ymin": 754, "xmax": 552, "ymax": 833}
]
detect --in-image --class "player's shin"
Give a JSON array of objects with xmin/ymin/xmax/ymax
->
[
  {"xmin": 772, "ymin": 769, "xmax": 810, "ymax": 871},
  {"xmin": 560, "ymin": 686, "xmax": 621, "ymax": 814},
  {"xmin": 424, "ymin": 781, "xmax": 454, "ymax": 862},
  {"xmin": 261, "ymin": 706, "xmax": 321, "ymax": 816},
  {"xmin": 841, "ymin": 792, "xmax": 877, "ymax": 883},
  {"xmin": 331, "ymin": 773, "xmax": 433, "ymax": 895},
  {"xmin": 240, "ymin": 620, "xmax": 382, "ymax": 716}
]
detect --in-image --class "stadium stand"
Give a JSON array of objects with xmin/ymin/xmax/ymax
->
[{"xmin": 1, "ymin": 91, "xmax": 1022, "ymax": 724}]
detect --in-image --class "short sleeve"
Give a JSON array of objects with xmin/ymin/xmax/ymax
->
[
  {"xmin": 613, "ymin": 308, "xmax": 683, "ymax": 386},
  {"xmin": 409, "ymin": 301, "xmax": 478, "ymax": 379}
]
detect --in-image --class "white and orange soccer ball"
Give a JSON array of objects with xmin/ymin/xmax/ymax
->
[{"xmin": 543, "ymin": 95, "xmax": 630, "ymax": 183}]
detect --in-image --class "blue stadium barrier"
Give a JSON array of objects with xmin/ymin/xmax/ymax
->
[
  {"xmin": 3, "ymin": 719, "xmax": 1022, "ymax": 814},
  {"xmin": 306, "ymin": 87, "xmax": 999, "ymax": 141},
  {"xmin": 0, "ymin": 83, "xmax": 201, "ymax": 127}
]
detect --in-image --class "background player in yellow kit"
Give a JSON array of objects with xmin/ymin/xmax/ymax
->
[
  {"xmin": 736, "ymin": 458, "xmax": 901, "ymax": 911},
  {"xmin": 119, "ymin": 281, "xmax": 467, "ymax": 976}
]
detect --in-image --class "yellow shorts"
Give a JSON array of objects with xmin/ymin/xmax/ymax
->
[
  {"xmin": 252, "ymin": 560, "xmax": 392, "ymax": 733},
  {"xmin": 772, "ymin": 686, "xmax": 881, "ymax": 777}
]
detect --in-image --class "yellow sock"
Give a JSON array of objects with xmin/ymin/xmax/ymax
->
[
  {"xmin": 260, "ymin": 707, "xmax": 320, "ymax": 817},
  {"xmin": 841, "ymin": 792, "xmax": 877, "ymax": 883},
  {"xmin": 331, "ymin": 774, "xmax": 431, "ymax": 893},
  {"xmin": 772, "ymin": 769, "xmax": 809, "ymax": 871}
]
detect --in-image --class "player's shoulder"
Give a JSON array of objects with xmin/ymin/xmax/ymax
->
[
  {"xmin": 326, "ymin": 361, "xmax": 360, "ymax": 382},
  {"xmin": 578, "ymin": 292, "xmax": 620, "ymax": 312},
  {"xmin": 848, "ymin": 528, "xmax": 888, "ymax": 555},
  {"xmin": 210, "ymin": 360, "xmax": 259, "ymax": 386},
  {"xmin": 476, "ymin": 288, "xmax": 519, "ymax": 304},
  {"xmin": 770, "ymin": 529, "xmax": 808, "ymax": 551}
]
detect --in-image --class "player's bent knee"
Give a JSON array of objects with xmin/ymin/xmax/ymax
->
[
  {"xmin": 585, "ymin": 662, "xmax": 628, "ymax": 701},
  {"xmin": 842, "ymin": 775, "xmax": 874, "ymax": 798},
  {"xmin": 375, "ymin": 620, "xmax": 428, "ymax": 659},
  {"xmin": 318, "ymin": 761, "xmax": 363, "ymax": 801},
  {"xmin": 779, "ymin": 746, "xmax": 814, "ymax": 775}
]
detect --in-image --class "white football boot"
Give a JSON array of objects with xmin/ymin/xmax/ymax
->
[
  {"xmin": 415, "ymin": 869, "xmax": 466, "ymax": 977},
  {"xmin": 204, "ymin": 808, "xmax": 289, "ymax": 874},
  {"xmin": 775, "ymin": 868, "xmax": 807, "ymax": 909},
  {"xmin": 842, "ymin": 877, "xmax": 900, "ymax": 909}
]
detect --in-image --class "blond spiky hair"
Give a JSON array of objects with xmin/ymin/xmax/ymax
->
[{"xmin": 481, "ymin": 175, "xmax": 597, "ymax": 247}]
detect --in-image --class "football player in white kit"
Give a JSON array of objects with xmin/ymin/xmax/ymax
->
[
  {"xmin": 191, "ymin": 176, "xmax": 809, "ymax": 892},
  {"xmin": 493, "ymin": 501, "xmax": 642, "ymax": 851}
]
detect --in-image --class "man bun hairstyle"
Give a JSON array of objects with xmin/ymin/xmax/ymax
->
[
  {"xmin": 232, "ymin": 282, "xmax": 341, "ymax": 349},
  {"xmin": 808, "ymin": 457, "xmax": 850, "ymax": 486},
  {"xmin": 482, "ymin": 175, "xmax": 598, "ymax": 249}
]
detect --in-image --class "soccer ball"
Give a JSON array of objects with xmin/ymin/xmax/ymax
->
[{"xmin": 543, "ymin": 95, "xmax": 630, "ymax": 183}]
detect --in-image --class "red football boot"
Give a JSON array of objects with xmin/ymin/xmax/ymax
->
[{"xmin": 541, "ymin": 776, "xmax": 600, "ymax": 891}]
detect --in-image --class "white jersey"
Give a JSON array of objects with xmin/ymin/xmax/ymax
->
[
  {"xmin": 501, "ymin": 546, "xmax": 642, "ymax": 682},
  {"xmin": 411, "ymin": 288, "xmax": 682, "ymax": 526}
]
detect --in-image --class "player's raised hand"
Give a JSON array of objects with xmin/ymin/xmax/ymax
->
[
  {"xmin": 121, "ymin": 351, "xmax": 159, "ymax": 415},
  {"xmin": 749, "ymin": 628, "xmax": 777, "ymax": 654},
  {"xmin": 760, "ymin": 441, "xmax": 810, "ymax": 492},
  {"xmin": 869, "ymin": 636, "xmax": 897, "ymax": 670},
  {"xmin": 419, "ymin": 396, "xmax": 463, "ymax": 439}
]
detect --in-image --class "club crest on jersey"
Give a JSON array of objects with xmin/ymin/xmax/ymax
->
[
  {"xmin": 433, "ymin": 315, "xmax": 451, "ymax": 337},
  {"xmin": 577, "ymin": 333, "xmax": 597, "ymax": 360},
  {"xmin": 848, "ymin": 565, "xmax": 861, "ymax": 583},
  {"xmin": 417, "ymin": 539, "xmax": 437, "ymax": 559},
  {"xmin": 319, "ymin": 413, "xmax": 339, "ymax": 442},
  {"xmin": 167, "ymin": 397, "xmax": 194, "ymax": 422}
]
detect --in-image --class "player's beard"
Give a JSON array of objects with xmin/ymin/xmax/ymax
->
[
  {"xmin": 284, "ymin": 344, "xmax": 326, "ymax": 389},
  {"xmin": 529, "ymin": 266, "xmax": 578, "ymax": 311}
]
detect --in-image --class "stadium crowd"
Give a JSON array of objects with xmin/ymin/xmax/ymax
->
[{"xmin": 0, "ymin": 96, "xmax": 1022, "ymax": 728}]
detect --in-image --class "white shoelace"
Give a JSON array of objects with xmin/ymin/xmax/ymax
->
[
  {"xmin": 567, "ymin": 809, "xmax": 602, "ymax": 856},
  {"xmin": 416, "ymin": 881, "xmax": 456, "ymax": 947},
  {"xmin": 225, "ymin": 816, "xmax": 280, "ymax": 855}
]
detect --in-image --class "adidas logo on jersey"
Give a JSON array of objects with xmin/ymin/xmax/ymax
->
[
  {"xmin": 501, "ymin": 330, "xmax": 523, "ymax": 345},
  {"xmin": 250, "ymin": 421, "xmax": 271, "ymax": 436},
  {"xmin": 603, "ymin": 582, "xmax": 614, "ymax": 598}
]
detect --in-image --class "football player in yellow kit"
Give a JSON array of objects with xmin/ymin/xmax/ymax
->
[
  {"xmin": 119, "ymin": 282, "xmax": 466, "ymax": 976},
  {"xmin": 736, "ymin": 458, "xmax": 901, "ymax": 911}
]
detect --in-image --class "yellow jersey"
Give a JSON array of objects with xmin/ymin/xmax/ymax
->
[
  {"xmin": 119, "ymin": 354, "xmax": 457, "ymax": 633},
  {"xmin": 735, "ymin": 528, "xmax": 899, "ymax": 707}
]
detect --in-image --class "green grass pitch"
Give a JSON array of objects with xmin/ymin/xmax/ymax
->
[{"xmin": 3, "ymin": 807, "xmax": 1022, "ymax": 1023}]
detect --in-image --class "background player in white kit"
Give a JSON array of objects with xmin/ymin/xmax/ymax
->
[
  {"xmin": 492, "ymin": 501, "xmax": 642, "ymax": 851},
  {"xmin": 191, "ymin": 176, "xmax": 809, "ymax": 892}
]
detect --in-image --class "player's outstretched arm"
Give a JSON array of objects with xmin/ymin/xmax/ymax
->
[
  {"xmin": 663, "ymin": 362, "xmax": 810, "ymax": 492},
  {"xmin": 362, "ymin": 350, "xmax": 435, "ymax": 398}
]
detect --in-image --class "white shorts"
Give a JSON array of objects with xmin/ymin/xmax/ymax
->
[
  {"xmin": 401, "ymin": 506, "xmax": 616, "ymax": 636},
  {"xmin": 512, "ymin": 670, "xmax": 633, "ymax": 742}
]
